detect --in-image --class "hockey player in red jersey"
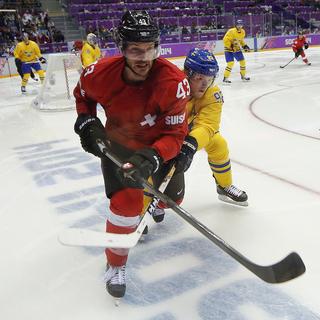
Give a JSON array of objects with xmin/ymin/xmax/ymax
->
[
  {"xmin": 292, "ymin": 31, "xmax": 311, "ymax": 66},
  {"xmin": 73, "ymin": 10, "xmax": 189, "ymax": 300}
]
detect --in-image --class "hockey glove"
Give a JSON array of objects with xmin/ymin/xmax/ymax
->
[
  {"xmin": 39, "ymin": 56, "xmax": 47, "ymax": 64},
  {"xmin": 119, "ymin": 148, "xmax": 163, "ymax": 188},
  {"xmin": 304, "ymin": 43, "xmax": 309, "ymax": 50},
  {"xmin": 175, "ymin": 135, "xmax": 198, "ymax": 173},
  {"xmin": 243, "ymin": 45, "xmax": 250, "ymax": 52},
  {"xmin": 74, "ymin": 114, "xmax": 107, "ymax": 158}
]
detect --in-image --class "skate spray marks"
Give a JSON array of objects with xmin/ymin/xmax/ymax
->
[
  {"xmin": 126, "ymin": 237, "xmax": 317, "ymax": 319},
  {"xmin": 145, "ymin": 314, "xmax": 175, "ymax": 320},
  {"xmin": 198, "ymin": 279, "xmax": 320, "ymax": 320},
  {"xmin": 13, "ymin": 139, "xmax": 184, "ymax": 239},
  {"xmin": 14, "ymin": 139, "xmax": 104, "ymax": 216},
  {"xmin": 126, "ymin": 237, "xmax": 236, "ymax": 306}
]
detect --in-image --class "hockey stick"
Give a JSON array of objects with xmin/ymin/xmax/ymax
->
[
  {"xmin": 95, "ymin": 139, "xmax": 306, "ymax": 284},
  {"xmin": 280, "ymin": 57, "xmax": 296, "ymax": 69},
  {"xmin": 58, "ymin": 161, "xmax": 176, "ymax": 248}
]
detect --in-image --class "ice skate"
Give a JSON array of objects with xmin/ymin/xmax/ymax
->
[
  {"xmin": 140, "ymin": 207, "xmax": 165, "ymax": 238},
  {"xmin": 104, "ymin": 264, "xmax": 126, "ymax": 304},
  {"xmin": 217, "ymin": 184, "xmax": 248, "ymax": 206},
  {"xmin": 241, "ymin": 75, "xmax": 250, "ymax": 81},
  {"xmin": 223, "ymin": 77, "xmax": 231, "ymax": 84},
  {"xmin": 152, "ymin": 207, "xmax": 165, "ymax": 223},
  {"xmin": 21, "ymin": 86, "xmax": 26, "ymax": 94},
  {"xmin": 140, "ymin": 225, "xmax": 149, "ymax": 241},
  {"xmin": 31, "ymin": 76, "xmax": 38, "ymax": 82}
]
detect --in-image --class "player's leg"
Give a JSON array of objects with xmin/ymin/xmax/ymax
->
[
  {"xmin": 30, "ymin": 68, "xmax": 38, "ymax": 81},
  {"xmin": 147, "ymin": 162, "xmax": 185, "ymax": 224},
  {"xmin": 206, "ymin": 133, "xmax": 248, "ymax": 206},
  {"xmin": 223, "ymin": 52, "xmax": 234, "ymax": 83},
  {"xmin": 235, "ymin": 51, "xmax": 250, "ymax": 81},
  {"xmin": 14, "ymin": 58, "xmax": 23, "ymax": 79},
  {"xmin": 101, "ymin": 143, "xmax": 143, "ymax": 299},
  {"xmin": 300, "ymin": 50, "xmax": 311, "ymax": 65},
  {"xmin": 32, "ymin": 62, "xmax": 45, "ymax": 83},
  {"xmin": 21, "ymin": 62, "xmax": 32, "ymax": 93}
]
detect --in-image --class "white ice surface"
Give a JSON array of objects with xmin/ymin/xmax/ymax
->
[{"xmin": 0, "ymin": 48, "xmax": 320, "ymax": 320}]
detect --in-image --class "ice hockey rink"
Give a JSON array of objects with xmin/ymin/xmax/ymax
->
[{"xmin": 0, "ymin": 48, "xmax": 320, "ymax": 320}]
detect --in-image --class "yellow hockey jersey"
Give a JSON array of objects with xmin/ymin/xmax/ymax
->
[
  {"xmin": 14, "ymin": 40, "xmax": 42, "ymax": 63},
  {"xmin": 223, "ymin": 27, "xmax": 246, "ymax": 52},
  {"xmin": 81, "ymin": 42, "xmax": 101, "ymax": 67},
  {"xmin": 187, "ymin": 85, "xmax": 223, "ymax": 150}
]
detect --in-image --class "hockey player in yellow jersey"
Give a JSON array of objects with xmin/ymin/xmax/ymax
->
[
  {"xmin": 176, "ymin": 48, "xmax": 248, "ymax": 206},
  {"xmin": 14, "ymin": 33, "xmax": 46, "ymax": 93},
  {"xmin": 81, "ymin": 33, "xmax": 101, "ymax": 68},
  {"xmin": 142, "ymin": 48, "xmax": 248, "ymax": 228},
  {"xmin": 223, "ymin": 19, "xmax": 250, "ymax": 84}
]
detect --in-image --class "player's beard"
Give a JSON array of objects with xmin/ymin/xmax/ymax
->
[{"xmin": 125, "ymin": 59, "xmax": 153, "ymax": 81}]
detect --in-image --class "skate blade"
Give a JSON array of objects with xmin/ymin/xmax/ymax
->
[
  {"xmin": 218, "ymin": 195, "xmax": 248, "ymax": 207},
  {"xmin": 114, "ymin": 298, "xmax": 121, "ymax": 307}
]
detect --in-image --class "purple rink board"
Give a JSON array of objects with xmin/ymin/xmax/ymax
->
[
  {"xmin": 261, "ymin": 34, "xmax": 320, "ymax": 50},
  {"xmin": 101, "ymin": 34, "xmax": 320, "ymax": 59},
  {"xmin": 102, "ymin": 41, "xmax": 217, "ymax": 59}
]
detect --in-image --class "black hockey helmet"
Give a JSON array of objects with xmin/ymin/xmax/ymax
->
[{"xmin": 115, "ymin": 10, "xmax": 160, "ymax": 48}]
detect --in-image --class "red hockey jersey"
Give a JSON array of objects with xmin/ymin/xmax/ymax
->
[
  {"xmin": 74, "ymin": 56, "xmax": 189, "ymax": 161},
  {"xmin": 292, "ymin": 36, "xmax": 307, "ymax": 51}
]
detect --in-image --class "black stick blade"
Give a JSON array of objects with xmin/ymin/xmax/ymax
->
[{"xmin": 255, "ymin": 252, "xmax": 306, "ymax": 284}]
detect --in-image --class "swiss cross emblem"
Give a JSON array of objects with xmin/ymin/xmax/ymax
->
[{"xmin": 140, "ymin": 114, "xmax": 157, "ymax": 127}]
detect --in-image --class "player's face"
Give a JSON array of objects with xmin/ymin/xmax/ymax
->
[
  {"xmin": 124, "ymin": 42, "xmax": 157, "ymax": 78},
  {"xmin": 189, "ymin": 73, "xmax": 214, "ymax": 98}
]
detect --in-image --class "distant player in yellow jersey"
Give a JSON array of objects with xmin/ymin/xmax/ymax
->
[
  {"xmin": 81, "ymin": 33, "xmax": 101, "ymax": 68},
  {"xmin": 223, "ymin": 19, "xmax": 251, "ymax": 84},
  {"xmin": 176, "ymin": 48, "xmax": 248, "ymax": 206},
  {"xmin": 14, "ymin": 33, "xmax": 46, "ymax": 93}
]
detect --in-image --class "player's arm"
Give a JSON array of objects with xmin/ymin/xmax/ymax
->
[
  {"xmin": 240, "ymin": 31, "xmax": 250, "ymax": 51},
  {"xmin": 151, "ymin": 77, "xmax": 190, "ymax": 162},
  {"xmin": 292, "ymin": 42, "xmax": 302, "ymax": 57},
  {"xmin": 223, "ymin": 32, "xmax": 233, "ymax": 52},
  {"xmin": 73, "ymin": 64, "xmax": 106, "ymax": 157},
  {"xmin": 13, "ymin": 44, "xmax": 20, "ymax": 59},
  {"xmin": 175, "ymin": 88, "xmax": 223, "ymax": 173},
  {"xmin": 120, "ymin": 77, "xmax": 190, "ymax": 185},
  {"xmin": 33, "ymin": 42, "xmax": 46, "ymax": 63},
  {"xmin": 73, "ymin": 66, "xmax": 98, "ymax": 115}
]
